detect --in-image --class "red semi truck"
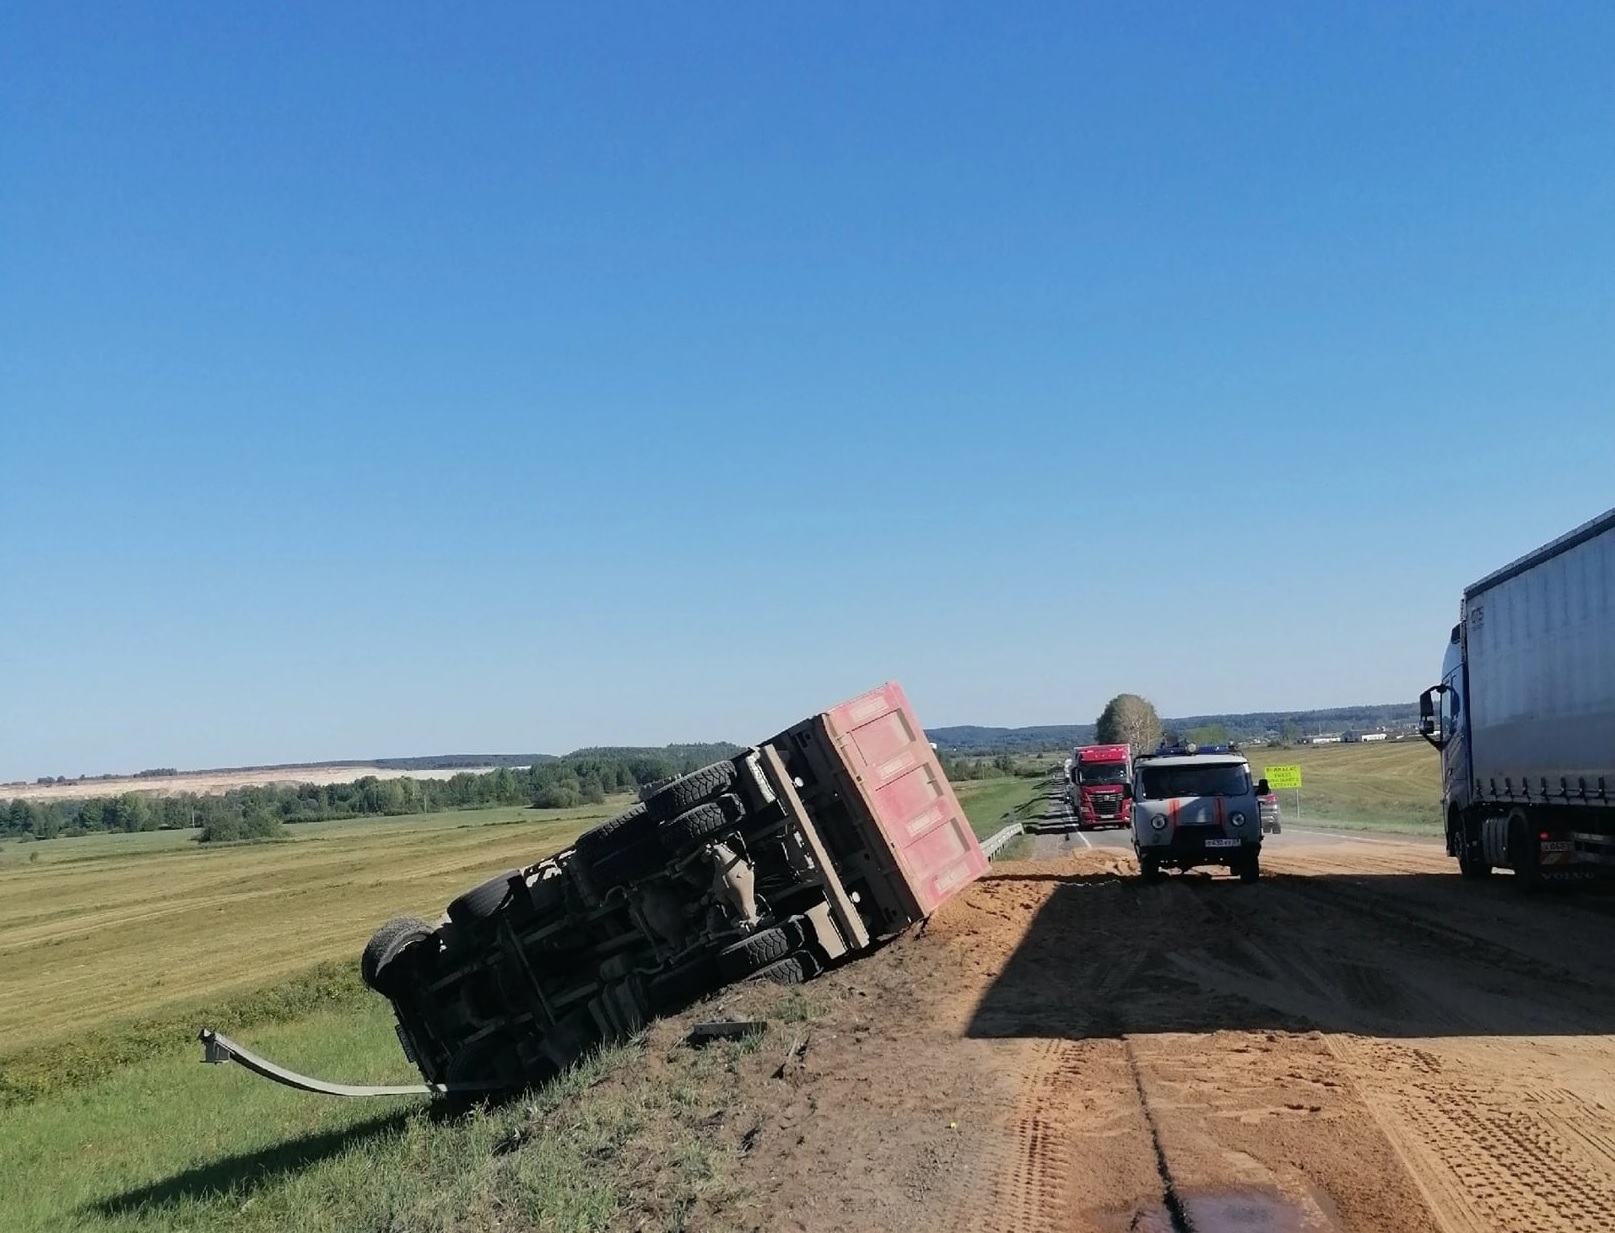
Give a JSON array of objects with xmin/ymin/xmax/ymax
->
[{"xmin": 1066, "ymin": 743, "xmax": 1133, "ymax": 830}]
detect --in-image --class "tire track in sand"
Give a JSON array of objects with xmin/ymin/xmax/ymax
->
[{"xmin": 1331, "ymin": 1037, "xmax": 1615, "ymax": 1233}]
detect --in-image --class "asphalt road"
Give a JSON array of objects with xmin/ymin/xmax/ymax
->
[{"xmin": 1027, "ymin": 823, "xmax": 1441, "ymax": 855}]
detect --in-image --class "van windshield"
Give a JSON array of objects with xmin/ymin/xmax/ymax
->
[
  {"xmin": 1139, "ymin": 763, "xmax": 1250, "ymax": 799},
  {"xmin": 1078, "ymin": 762, "xmax": 1128, "ymax": 785}
]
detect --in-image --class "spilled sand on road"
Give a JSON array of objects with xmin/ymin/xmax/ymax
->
[{"xmin": 704, "ymin": 840, "xmax": 1615, "ymax": 1232}]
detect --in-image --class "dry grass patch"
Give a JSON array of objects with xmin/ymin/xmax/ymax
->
[{"xmin": 0, "ymin": 800, "xmax": 627, "ymax": 1051}]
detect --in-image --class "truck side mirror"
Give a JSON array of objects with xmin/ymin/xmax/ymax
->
[
  {"xmin": 1256, "ymin": 779, "xmax": 1270, "ymax": 796},
  {"xmin": 1417, "ymin": 687, "xmax": 1447, "ymax": 750},
  {"xmin": 1121, "ymin": 784, "xmax": 1133, "ymax": 801}
]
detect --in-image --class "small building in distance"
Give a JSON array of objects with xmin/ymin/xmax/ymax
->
[
  {"xmin": 1343, "ymin": 730, "xmax": 1389, "ymax": 743},
  {"xmin": 1301, "ymin": 734, "xmax": 1343, "ymax": 745}
]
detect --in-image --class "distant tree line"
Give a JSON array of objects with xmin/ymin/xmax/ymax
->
[
  {"xmin": 938, "ymin": 752, "xmax": 1047, "ymax": 781},
  {"xmin": 930, "ymin": 702, "xmax": 1419, "ymax": 755},
  {"xmin": 0, "ymin": 745, "xmax": 739, "ymax": 844}
]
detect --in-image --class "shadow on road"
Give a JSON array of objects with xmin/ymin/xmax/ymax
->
[
  {"xmin": 88, "ymin": 1110, "xmax": 410, "ymax": 1218},
  {"xmin": 964, "ymin": 867, "xmax": 1615, "ymax": 1041}
]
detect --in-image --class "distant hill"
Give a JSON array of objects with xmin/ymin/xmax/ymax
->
[
  {"xmin": 926, "ymin": 724, "xmax": 1096, "ymax": 753},
  {"xmin": 926, "ymin": 703, "xmax": 1419, "ymax": 753},
  {"xmin": 1168, "ymin": 704, "xmax": 1419, "ymax": 740}
]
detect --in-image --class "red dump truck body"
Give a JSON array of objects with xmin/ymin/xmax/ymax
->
[{"xmin": 820, "ymin": 682, "xmax": 988, "ymax": 914}]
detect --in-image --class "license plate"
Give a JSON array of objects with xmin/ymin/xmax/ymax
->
[{"xmin": 1203, "ymin": 838, "xmax": 1240, "ymax": 849}]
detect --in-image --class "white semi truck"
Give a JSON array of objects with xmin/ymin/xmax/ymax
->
[{"xmin": 1419, "ymin": 507, "xmax": 1615, "ymax": 885}]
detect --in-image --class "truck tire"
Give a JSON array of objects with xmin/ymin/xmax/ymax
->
[
  {"xmin": 1508, "ymin": 808, "xmax": 1541, "ymax": 893},
  {"xmin": 447, "ymin": 870, "xmax": 521, "ymax": 926},
  {"xmin": 1457, "ymin": 839, "xmax": 1493, "ymax": 880},
  {"xmin": 646, "ymin": 956, "xmax": 721, "ymax": 1012},
  {"xmin": 1138, "ymin": 853, "xmax": 1161, "ymax": 883},
  {"xmin": 362, "ymin": 915, "xmax": 435, "ymax": 993},
  {"xmin": 642, "ymin": 762, "xmax": 739, "ymax": 823},
  {"xmin": 444, "ymin": 1036, "xmax": 525, "ymax": 1104},
  {"xmin": 527, "ymin": 872, "xmax": 568, "ymax": 917},
  {"xmin": 1237, "ymin": 850, "xmax": 1261, "ymax": 883},
  {"xmin": 753, "ymin": 949, "xmax": 823, "ymax": 985},
  {"xmin": 716, "ymin": 926, "xmax": 792, "ymax": 982},
  {"xmin": 574, "ymin": 804, "xmax": 665, "ymax": 891},
  {"xmin": 658, "ymin": 793, "xmax": 746, "ymax": 852}
]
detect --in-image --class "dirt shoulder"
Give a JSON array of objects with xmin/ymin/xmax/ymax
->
[{"xmin": 654, "ymin": 840, "xmax": 1615, "ymax": 1232}]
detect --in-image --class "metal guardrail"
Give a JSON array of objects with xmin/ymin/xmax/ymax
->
[{"xmin": 980, "ymin": 818, "xmax": 1025, "ymax": 859}]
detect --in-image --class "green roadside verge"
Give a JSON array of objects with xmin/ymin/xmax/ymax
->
[{"xmin": 0, "ymin": 968, "xmax": 822, "ymax": 1233}]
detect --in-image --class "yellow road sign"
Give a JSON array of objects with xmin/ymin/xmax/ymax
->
[{"xmin": 1264, "ymin": 765, "xmax": 1302, "ymax": 790}]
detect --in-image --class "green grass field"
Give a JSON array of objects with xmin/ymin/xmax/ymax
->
[
  {"xmin": 0, "ymin": 797, "xmax": 718, "ymax": 1233},
  {"xmin": 1247, "ymin": 739, "xmax": 1441, "ymax": 834},
  {"xmin": 951, "ymin": 774, "xmax": 1046, "ymax": 839},
  {"xmin": 0, "ymin": 991, "xmax": 786, "ymax": 1233},
  {"xmin": 0, "ymin": 801, "xmax": 624, "ymax": 1055},
  {"xmin": 0, "ymin": 774, "xmax": 1051, "ymax": 1233}
]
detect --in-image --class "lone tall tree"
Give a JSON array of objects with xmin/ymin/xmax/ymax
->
[{"xmin": 1096, "ymin": 693, "xmax": 1163, "ymax": 751}]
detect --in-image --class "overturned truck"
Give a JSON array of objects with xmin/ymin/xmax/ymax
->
[{"xmin": 362, "ymin": 682, "xmax": 987, "ymax": 1093}]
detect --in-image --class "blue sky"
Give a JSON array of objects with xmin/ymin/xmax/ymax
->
[{"xmin": 2, "ymin": 3, "xmax": 1612, "ymax": 779}]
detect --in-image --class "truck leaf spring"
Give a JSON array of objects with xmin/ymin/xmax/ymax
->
[{"xmin": 197, "ymin": 1028, "xmax": 505, "ymax": 1099}]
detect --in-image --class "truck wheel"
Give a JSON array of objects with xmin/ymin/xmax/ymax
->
[
  {"xmin": 574, "ymin": 805, "xmax": 665, "ymax": 890},
  {"xmin": 647, "ymin": 956, "xmax": 721, "ymax": 1012},
  {"xmin": 753, "ymin": 950, "xmax": 823, "ymax": 985},
  {"xmin": 658, "ymin": 794, "xmax": 746, "ymax": 852},
  {"xmin": 1449, "ymin": 809, "xmax": 1492, "ymax": 879},
  {"xmin": 444, "ymin": 1036, "xmax": 525, "ymax": 1104},
  {"xmin": 716, "ymin": 926, "xmax": 792, "ymax": 982},
  {"xmin": 641, "ymin": 761, "xmax": 739, "ymax": 823},
  {"xmin": 447, "ymin": 870, "xmax": 521, "ymax": 926},
  {"xmin": 361, "ymin": 915, "xmax": 435, "ymax": 994},
  {"xmin": 1457, "ymin": 844, "xmax": 1493, "ymax": 880},
  {"xmin": 1237, "ymin": 851, "xmax": 1261, "ymax": 883},
  {"xmin": 1138, "ymin": 854, "xmax": 1161, "ymax": 883},
  {"xmin": 1508, "ymin": 808, "xmax": 1541, "ymax": 893}
]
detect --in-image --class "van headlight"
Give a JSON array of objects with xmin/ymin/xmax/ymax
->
[
  {"xmin": 1230, "ymin": 812, "xmax": 1246, "ymax": 827},
  {"xmin": 1151, "ymin": 814, "xmax": 1167, "ymax": 831}
]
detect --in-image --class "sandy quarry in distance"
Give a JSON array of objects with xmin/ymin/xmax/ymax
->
[{"xmin": 0, "ymin": 764, "xmax": 512, "ymax": 801}]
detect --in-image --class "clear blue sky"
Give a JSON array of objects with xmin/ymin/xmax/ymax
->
[{"xmin": 3, "ymin": 3, "xmax": 1612, "ymax": 780}]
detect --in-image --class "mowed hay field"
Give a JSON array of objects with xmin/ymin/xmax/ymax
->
[
  {"xmin": 0, "ymin": 801, "xmax": 619, "ymax": 1053},
  {"xmin": 0, "ymin": 774, "xmax": 1044, "ymax": 1057},
  {"xmin": 1249, "ymin": 738, "xmax": 1441, "ymax": 833}
]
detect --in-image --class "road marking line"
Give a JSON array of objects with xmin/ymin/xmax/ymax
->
[{"xmin": 1075, "ymin": 829, "xmax": 1092, "ymax": 848}]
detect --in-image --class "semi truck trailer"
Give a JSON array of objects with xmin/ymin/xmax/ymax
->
[{"xmin": 1419, "ymin": 507, "xmax": 1615, "ymax": 884}]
